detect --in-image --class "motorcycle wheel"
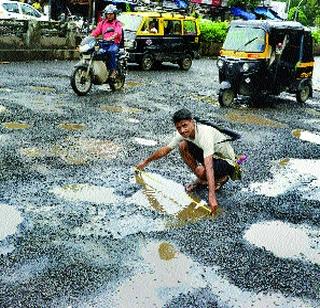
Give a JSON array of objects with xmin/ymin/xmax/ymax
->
[
  {"xmin": 71, "ymin": 66, "xmax": 92, "ymax": 96},
  {"xmin": 140, "ymin": 54, "xmax": 154, "ymax": 71},
  {"xmin": 218, "ymin": 88, "xmax": 235, "ymax": 107},
  {"xmin": 296, "ymin": 84, "xmax": 310, "ymax": 104},
  {"xmin": 109, "ymin": 74, "xmax": 125, "ymax": 91},
  {"xmin": 178, "ymin": 55, "xmax": 192, "ymax": 71}
]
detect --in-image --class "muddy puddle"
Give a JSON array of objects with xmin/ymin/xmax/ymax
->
[
  {"xmin": 31, "ymin": 86, "xmax": 56, "ymax": 93},
  {"xmin": 125, "ymin": 81, "xmax": 144, "ymax": 88},
  {"xmin": 132, "ymin": 170, "xmax": 213, "ymax": 227},
  {"xmin": 0, "ymin": 204, "xmax": 22, "ymax": 241},
  {"xmin": 103, "ymin": 239, "xmax": 316, "ymax": 308},
  {"xmin": 191, "ymin": 94, "xmax": 219, "ymax": 106},
  {"xmin": 244, "ymin": 220, "xmax": 320, "ymax": 265},
  {"xmin": 292, "ymin": 129, "xmax": 320, "ymax": 145},
  {"xmin": 51, "ymin": 184, "xmax": 118, "ymax": 204},
  {"xmin": 225, "ymin": 111, "xmax": 285, "ymax": 128},
  {"xmin": 58, "ymin": 123, "xmax": 86, "ymax": 131},
  {"xmin": 20, "ymin": 138, "xmax": 122, "ymax": 165},
  {"xmin": 2, "ymin": 122, "xmax": 31, "ymax": 130},
  {"xmin": 245, "ymin": 158, "xmax": 320, "ymax": 201},
  {"xmin": 100, "ymin": 105, "xmax": 142, "ymax": 113}
]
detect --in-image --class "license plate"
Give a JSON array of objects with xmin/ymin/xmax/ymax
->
[{"xmin": 82, "ymin": 55, "xmax": 91, "ymax": 60}]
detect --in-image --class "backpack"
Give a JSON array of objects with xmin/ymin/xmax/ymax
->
[{"xmin": 193, "ymin": 117, "xmax": 241, "ymax": 143}]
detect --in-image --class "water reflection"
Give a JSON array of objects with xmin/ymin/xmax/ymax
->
[
  {"xmin": 0, "ymin": 204, "xmax": 22, "ymax": 241},
  {"xmin": 133, "ymin": 170, "xmax": 211, "ymax": 224},
  {"xmin": 292, "ymin": 129, "xmax": 320, "ymax": 145},
  {"xmin": 244, "ymin": 220, "xmax": 320, "ymax": 265},
  {"xmin": 245, "ymin": 159, "xmax": 320, "ymax": 201},
  {"xmin": 134, "ymin": 137, "xmax": 158, "ymax": 146}
]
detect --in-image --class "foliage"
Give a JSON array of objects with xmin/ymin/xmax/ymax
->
[
  {"xmin": 287, "ymin": 7, "xmax": 308, "ymax": 25},
  {"xmin": 199, "ymin": 19, "xmax": 228, "ymax": 43},
  {"xmin": 227, "ymin": 0, "xmax": 260, "ymax": 10},
  {"xmin": 312, "ymin": 29, "xmax": 320, "ymax": 46},
  {"xmin": 285, "ymin": 0, "xmax": 320, "ymax": 26}
]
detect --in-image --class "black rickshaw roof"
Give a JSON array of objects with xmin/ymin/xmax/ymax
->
[{"xmin": 229, "ymin": 19, "xmax": 310, "ymax": 32}]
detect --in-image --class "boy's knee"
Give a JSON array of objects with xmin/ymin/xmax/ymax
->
[
  {"xmin": 178, "ymin": 140, "xmax": 188, "ymax": 152},
  {"xmin": 195, "ymin": 165, "xmax": 206, "ymax": 178}
]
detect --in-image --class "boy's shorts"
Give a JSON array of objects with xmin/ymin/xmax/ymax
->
[{"xmin": 187, "ymin": 141, "xmax": 235, "ymax": 179}]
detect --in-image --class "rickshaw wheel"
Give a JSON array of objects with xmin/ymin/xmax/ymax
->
[
  {"xmin": 140, "ymin": 54, "xmax": 154, "ymax": 71},
  {"xmin": 219, "ymin": 88, "xmax": 235, "ymax": 107},
  {"xmin": 178, "ymin": 55, "xmax": 192, "ymax": 71},
  {"xmin": 296, "ymin": 84, "xmax": 310, "ymax": 104}
]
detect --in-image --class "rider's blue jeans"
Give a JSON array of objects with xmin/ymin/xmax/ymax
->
[{"xmin": 106, "ymin": 44, "xmax": 119, "ymax": 71}]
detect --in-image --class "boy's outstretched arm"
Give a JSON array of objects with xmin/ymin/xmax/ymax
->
[{"xmin": 136, "ymin": 146, "xmax": 172, "ymax": 170}]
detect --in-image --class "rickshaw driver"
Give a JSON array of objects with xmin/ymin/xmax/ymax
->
[
  {"xmin": 91, "ymin": 4, "xmax": 123, "ymax": 79},
  {"xmin": 136, "ymin": 109, "xmax": 237, "ymax": 214}
]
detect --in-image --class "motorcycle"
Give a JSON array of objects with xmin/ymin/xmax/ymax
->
[{"xmin": 71, "ymin": 34, "xmax": 127, "ymax": 96}]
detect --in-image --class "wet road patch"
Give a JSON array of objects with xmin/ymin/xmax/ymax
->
[
  {"xmin": 20, "ymin": 138, "xmax": 122, "ymax": 164},
  {"xmin": 125, "ymin": 81, "xmax": 144, "ymax": 88},
  {"xmin": 100, "ymin": 105, "xmax": 142, "ymax": 113},
  {"xmin": 225, "ymin": 111, "xmax": 285, "ymax": 128},
  {"xmin": 292, "ymin": 129, "xmax": 320, "ymax": 144},
  {"xmin": 2, "ymin": 121, "xmax": 31, "ymax": 130},
  {"xmin": 58, "ymin": 123, "xmax": 86, "ymax": 131},
  {"xmin": 31, "ymin": 86, "xmax": 56, "ymax": 93},
  {"xmin": 191, "ymin": 94, "xmax": 219, "ymax": 106},
  {"xmin": 244, "ymin": 220, "xmax": 320, "ymax": 265}
]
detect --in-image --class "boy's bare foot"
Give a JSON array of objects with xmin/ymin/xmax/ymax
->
[
  {"xmin": 185, "ymin": 179, "xmax": 207, "ymax": 192},
  {"xmin": 215, "ymin": 176, "xmax": 229, "ymax": 191}
]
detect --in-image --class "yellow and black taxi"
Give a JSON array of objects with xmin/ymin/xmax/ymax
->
[
  {"xmin": 117, "ymin": 11, "xmax": 200, "ymax": 70},
  {"xmin": 217, "ymin": 20, "xmax": 314, "ymax": 106}
]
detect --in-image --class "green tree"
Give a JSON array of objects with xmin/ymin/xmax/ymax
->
[
  {"xmin": 227, "ymin": 0, "xmax": 260, "ymax": 10},
  {"xmin": 286, "ymin": 0, "xmax": 320, "ymax": 26}
]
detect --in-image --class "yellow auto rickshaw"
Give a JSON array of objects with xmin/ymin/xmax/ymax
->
[
  {"xmin": 118, "ymin": 11, "xmax": 200, "ymax": 70},
  {"xmin": 217, "ymin": 20, "xmax": 314, "ymax": 106}
]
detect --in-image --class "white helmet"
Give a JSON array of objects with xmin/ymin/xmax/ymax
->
[{"xmin": 103, "ymin": 4, "xmax": 117, "ymax": 14}]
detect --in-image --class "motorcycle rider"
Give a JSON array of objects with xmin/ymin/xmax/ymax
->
[{"xmin": 91, "ymin": 4, "xmax": 123, "ymax": 79}]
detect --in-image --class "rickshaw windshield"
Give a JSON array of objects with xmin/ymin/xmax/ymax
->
[
  {"xmin": 223, "ymin": 26, "xmax": 266, "ymax": 52},
  {"xmin": 118, "ymin": 14, "xmax": 143, "ymax": 32}
]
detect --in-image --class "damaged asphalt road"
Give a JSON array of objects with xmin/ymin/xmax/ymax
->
[{"xmin": 0, "ymin": 58, "xmax": 319, "ymax": 307}]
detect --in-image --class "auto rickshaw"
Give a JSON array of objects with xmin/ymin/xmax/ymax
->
[
  {"xmin": 217, "ymin": 20, "xmax": 314, "ymax": 106},
  {"xmin": 117, "ymin": 11, "xmax": 200, "ymax": 70}
]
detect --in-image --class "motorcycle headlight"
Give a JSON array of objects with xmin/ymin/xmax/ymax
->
[
  {"xmin": 217, "ymin": 59, "xmax": 224, "ymax": 69},
  {"xmin": 242, "ymin": 63, "xmax": 250, "ymax": 72}
]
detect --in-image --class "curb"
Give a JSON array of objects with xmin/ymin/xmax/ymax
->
[{"xmin": 0, "ymin": 49, "xmax": 80, "ymax": 61}]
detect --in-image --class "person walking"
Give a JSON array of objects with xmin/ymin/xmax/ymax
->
[{"xmin": 136, "ymin": 108, "xmax": 239, "ymax": 214}]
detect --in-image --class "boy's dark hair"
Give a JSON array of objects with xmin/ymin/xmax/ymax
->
[{"xmin": 172, "ymin": 108, "xmax": 193, "ymax": 124}]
